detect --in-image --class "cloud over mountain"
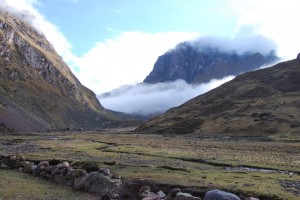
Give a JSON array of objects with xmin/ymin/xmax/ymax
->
[{"xmin": 99, "ymin": 76, "xmax": 234, "ymax": 116}]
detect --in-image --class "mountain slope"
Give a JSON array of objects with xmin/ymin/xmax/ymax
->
[
  {"xmin": 144, "ymin": 42, "xmax": 278, "ymax": 84},
  {"xmin": 0, "ymin": 14, "xmax": 123, "ymax": 131},
  {"xmin": 137, "ymin": 57, "xmax": 300, "ymax": 135}
]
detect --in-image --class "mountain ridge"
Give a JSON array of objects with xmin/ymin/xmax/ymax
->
[
  {"xmin": 137, "ymin": 57, "xmax": 300, "ymax": 135},
  {"xmin": 0, "ymin": 13, "xmax": 128, "ymax": 131}
]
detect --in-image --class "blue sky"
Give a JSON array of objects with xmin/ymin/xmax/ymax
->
[
  {"xmin": 37, "ymin": 0, "xmax": 237, "ymax": 55},
  {"xmin": 2, "ymin": 0, "xmax": 300, "ymax": 94}
]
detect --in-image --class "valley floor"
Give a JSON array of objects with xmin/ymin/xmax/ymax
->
[{"xmin": 0, "ymin": 128, "xmax": 300, "ymax": 199}]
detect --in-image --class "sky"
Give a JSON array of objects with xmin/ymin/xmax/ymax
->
[
  {"xmin": 1, "ymin": 0, "xmax": 300, "ymax": 115},
  {"xmin": 1, "ymin": 0, "xmax": 300, "ymax": 94}
]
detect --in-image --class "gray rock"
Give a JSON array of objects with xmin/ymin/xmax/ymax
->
[
  {"xmin": 142, "ymin": 192, "xmax": 160, "ymax": 200},
  {"xmin": 62, "ymin": 161, "xmax": 70, "ymax": 168},
  {"xmin": 203, "ymin": 190, "xmax": 240, "ymax": 200},
  {"xmin": 139, "ymin": 185, "xmax": 151, "ymax": 198},
  {"xmin": 53, "ymin": 174, "xmax": 67, "ymax": 185},
  {"xmin": 23, "ymin": 164, "xmax": 36, "ymax": 173},
  {"xmin": 170, "ymin": 188, "xmax": 181, "ymax": 197},
  {"xmin": 38, "ymin": 161, "xmax": 49, "ymax": 167},
  {"xmin": 74, "ymin": 174, "xmax": 88, "ymax": 191},
  {"xmin": 100, "ymin": 168, "xmax": 111, "ymax": 175},
  {"xmin": 0, "ymin": 163, "xmax": 8, "ymax": 168},
  {"xmin": 144, "ymin": 43, "xmax": 278, "ymax": 85},
  {"xmin": 84, "ymin": 172, "xmax": 122, "ymax": 197},
  {"xmin": 158, "ymin": 191, "xmax": 166, "ymax": 198},
  {"xmin": 174, "ymin": 192, "xmax": 194, "ymax": 200},
  {"xmin": 297, "ymin": 53, "xmax": 300, "ymax": 60}
]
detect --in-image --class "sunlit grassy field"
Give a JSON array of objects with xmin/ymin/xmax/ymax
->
[{"xmin": 1, "ymin": 129, "xmax": 300, "ymax": 199}]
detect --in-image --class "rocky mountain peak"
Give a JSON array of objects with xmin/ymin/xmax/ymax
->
[{"xmin": 144, "ymin": 41, "xmax": 278, "ymax": 84}]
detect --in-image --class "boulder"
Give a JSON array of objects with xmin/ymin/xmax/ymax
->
[
  {"xmin": 62, "ymin": 161, "xmax": 70, "ymax": 168},
  {"xmin": 203, "ymin": 190, "xmax": 240, "ymax": 200},
  {"xmin": 0, "ymin": 163, "xmax": 8, "ymax": 168},
  {"xmin": 174, "ymin": 192, "xmax": 196, "ymax": 200},
  {"xmin": 142, "ymin": 192, "xmax": 160, "ymax": 200},
  {"xmin": 74, "ymin": 174, "xmax": 88, "ymax": 191},
  {"xmin": 158, "ymin": 191, "xmax": 166, "ymax": 199},
  {"xmin": 53, "ymin": 174, "xmax": 67, "ymax": 185},
  {"xmin": 23, "ymin": 164, "xmax": 36, "ymax": 173},
  {"xmin": 38, "ymin": 161, "xmax": 50, "ymax": 167},
  {"xmin": 170, "ymin": 188, "xmax": 181, "ymax": 197},
  {"xmin": 139, "ymin": 185, "xmax": 151, "ymax": 198},
  {"xmin": 99, "ymin": 168, "xmax": 111, "ymax": 175},
  {"xmin": 84, "ymin": 172, "xmax": 122, "ymax": 197}
]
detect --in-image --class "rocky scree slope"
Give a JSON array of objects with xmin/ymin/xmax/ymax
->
[
  {"xmin": 144, "ymin": 42, "xmax": 278, "ymax": 84},
  {"xmin": 0, "ymin": 14, "xmax": 124, "ymax": 131},
  {"xmin": 138, "ymin": 57, "xmax": 300, "ymax": 135}
]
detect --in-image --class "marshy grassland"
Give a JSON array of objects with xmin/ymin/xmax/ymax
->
[{"xmin": 0, "ymin": 128, "xmax": 300, "ymax": 199}]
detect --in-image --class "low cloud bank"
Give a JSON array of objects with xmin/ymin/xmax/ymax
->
[{"xmin": 98, "ymin": 76, "xmax": 234, "ymax": 116}]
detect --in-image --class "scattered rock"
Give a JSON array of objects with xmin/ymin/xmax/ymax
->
[{"xmin": 204, "ymin": 190, "xmax": 240, "ymax": 200}]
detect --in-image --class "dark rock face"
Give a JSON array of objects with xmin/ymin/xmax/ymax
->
[
  {"xmin": 144, "ymin": 42, "xmax": 278, "ymax": 84},
  {"xmin": 297, "ymin": 53, "xmax": 300, "ymax": 60}
]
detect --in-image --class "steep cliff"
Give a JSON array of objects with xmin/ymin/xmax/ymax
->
[
  {"xmin": 0, "ymin": 14, "xmax": 123, "ymax": 131},
  {"xmin": 144, "ymin": 42, "xmax": 278, "ymax": 84}
]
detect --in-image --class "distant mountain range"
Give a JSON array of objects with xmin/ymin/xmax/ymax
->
[
  {"xmin": 0, "ymin": 14, "xmax": 132, "ymax": 132},
  {"xmin": 144, "ymin": 42, "xmax": 278, "ymax": 84},
  {"xmin": 137, "ymin": 56, "xmax": 300, "ymax": 135}
]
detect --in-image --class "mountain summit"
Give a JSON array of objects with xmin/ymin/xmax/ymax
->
[
  {"xmin": 0, "ymin": 14, "xmax": 121, "ymax": 131},
  {"xmin": 144, "ymin": 41, "xmax": 278, "ymax": 84},
  {"xmin": 138, "ymin": 56, "xmax": 300, "ymax": 135}
]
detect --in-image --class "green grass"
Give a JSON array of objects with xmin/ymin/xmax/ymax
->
[
  {"xmin": 1, "ymin": 130, "xmax": 300, "ymax": 199},
  {"xmin": 0, "ymin": 170, "xmax": 98, "ymax": 200}
]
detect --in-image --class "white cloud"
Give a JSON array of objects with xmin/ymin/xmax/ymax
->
[
  {"xmin": 234, "ymin": 0, "xmax": 300, "ymax": 60},
  {"xmin": 189, "ymin": 34, "xmax": 276, "ymax": 56},
  {"xmin": 0, "ymin": 0, "xmax": 76, "ymax": 64},
  {"xmin": 73, "ymin": 31, "xmax": 199, "ymax": 93},
  {"xmin": 99, "ymin": 76, "xmax": 234, "ymax": 116}
]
